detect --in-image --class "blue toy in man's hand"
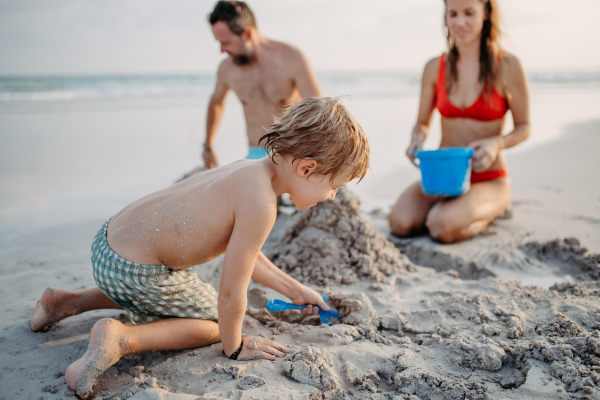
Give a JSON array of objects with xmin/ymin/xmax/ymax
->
[{"xmin": 266, "ymin": 297, "xmax": 341, "ymax": 325}]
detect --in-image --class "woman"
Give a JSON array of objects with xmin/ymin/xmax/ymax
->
[{"xmin": 388, "ymin": 0, "xmax": 530, "ymax": 243}]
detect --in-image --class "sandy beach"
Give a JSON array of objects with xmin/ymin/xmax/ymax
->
[
  {"xmin": 2, "ymin": 0, "xmax": 600, "ymax": 397},
  {"xmin": 0, "ymin": 111, "xmax": 599, "ymax": 399}
]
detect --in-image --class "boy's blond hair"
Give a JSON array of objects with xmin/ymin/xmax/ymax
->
[{"xmin": 259, "ymin": 97, "xmax": 370, "ymax": 183}]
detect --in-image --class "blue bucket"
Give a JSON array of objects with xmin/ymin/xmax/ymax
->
[{"xmin": 415, "ymin": 147, "xmax": 474, "ymax": 196}]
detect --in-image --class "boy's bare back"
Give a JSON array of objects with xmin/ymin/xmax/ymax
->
[{"xmin": 107, "ymin": 160, "xmax": 277, "ymax": 270}]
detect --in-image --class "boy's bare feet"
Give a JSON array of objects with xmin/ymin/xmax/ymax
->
[
  {"xmin": 30, "ymin": 287, "xmax": 123, "ymax": 333},
  {"xmin": 66, "ymin": 318, "xmax": 131, "ymax": 399},
  {"xmin": 30, "ymin": 287, "xmax": 72, "ymax": 332}
]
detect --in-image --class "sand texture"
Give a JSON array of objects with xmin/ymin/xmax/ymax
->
[
  {"xmin": 4, "ymin": 190, "xmax": 599, "ymax": 399},
  {"xmin": 265, "ymin": 188, "xmax": 411, "ymax": 286},
  {"xmin": 1, "ymin": 123, "xmax": 599, "ymax": 399}
]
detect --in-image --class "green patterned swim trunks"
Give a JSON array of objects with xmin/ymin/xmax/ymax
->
[{"xmin": 91, "ymin": 220, "xmax": 219, "ymax": 324}]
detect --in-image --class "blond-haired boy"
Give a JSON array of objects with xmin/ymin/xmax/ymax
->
[{"xmin": 30, "ymin": 97, "xmax": 370, "ymax": 399}]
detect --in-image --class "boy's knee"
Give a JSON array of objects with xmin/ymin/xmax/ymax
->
[
  {"xmin": 206, "ymin": 324, "xmax": 221, "ymax": 343},
  {"xmin": 92, "ymin": 317, "xmax": 124, "ymax": 335}
]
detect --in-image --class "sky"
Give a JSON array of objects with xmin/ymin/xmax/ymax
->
[{"xmin": 0, "ymin": 0, "xmax": 599, "ymax": 75}]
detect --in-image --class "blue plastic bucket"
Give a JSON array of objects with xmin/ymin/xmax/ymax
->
[{"xmin": 415, "ymin": 147, "xmax": 474, "ymax": 196}]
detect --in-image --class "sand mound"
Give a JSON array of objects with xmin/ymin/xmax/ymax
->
[
  {"xmin": 522, "ymin": 237, "xmax": 600, "ymax": 280},
  {"xmin": 9, "ymin": 189, "xmax": 600, "ymax": 399},
  {"xmin": 92, "ymin": 194, "xmax": 600, "ymax": 399},
  {"xmin": 283, "ymin": 347, "xmax": 340, "ymax": 392},
  {"xmin": 259, "ymin": 191, "xmax": 600, "ymax": 398},
  {"xmin": 392, "ymin": 234, "xmax": 600, "ymax": 284},
  {"xmin": 265, "ymin": 188, "xmax": 412, "ymax": 286},
  {"xmin": 384, "ymin": 352, "xmax": 488, "ymax": 400}
]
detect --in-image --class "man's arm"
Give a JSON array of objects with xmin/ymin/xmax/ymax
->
[
  {"xmin": 204, "ymin": 63, "xmax": 231, "ymax": 169},
  {"xmin": 290, "ymin": 48, "xmax": 322, "ymax": 98}
]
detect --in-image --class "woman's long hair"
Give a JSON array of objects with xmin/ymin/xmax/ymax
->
[{"xmin": 444, "ymin": 0, "xmax": 501, "ymax": 99}]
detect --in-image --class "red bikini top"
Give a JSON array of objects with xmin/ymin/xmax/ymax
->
[{"xmin": 435, "ymin": 53, "xmax": 508, "ymax": 121}]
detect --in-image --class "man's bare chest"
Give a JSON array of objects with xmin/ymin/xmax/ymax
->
[{"xmin": 227, "ymin": 67, "xmax": 296, "ymax": 107}]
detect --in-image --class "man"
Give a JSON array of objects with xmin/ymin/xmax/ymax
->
[{"xmin": 202, "ymin": 1, "xmax": 322, "ymax": 169}]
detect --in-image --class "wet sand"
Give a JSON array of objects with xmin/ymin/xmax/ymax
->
[{"xmin": 0, "ymin": 121, "xmax": 599, "ymax": 399}]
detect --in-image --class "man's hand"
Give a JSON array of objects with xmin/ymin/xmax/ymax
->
[
  {"xmin": 470, "ymin": 137, "xmax": 503, "ymax": 172},
  {"xmin": 237, "ymin": 336, "xmax": 290, "ymax": 361},
  {"xmin": 406, "ymin": 137, "xmax": 424, "ymax": 167},
  {"xmin": 202, "ymin": 147, "xmax": 219, "ymax": 170},
  {"xmin": 289, "ymin": 285, "xmax": 330, "ymax": 316}
]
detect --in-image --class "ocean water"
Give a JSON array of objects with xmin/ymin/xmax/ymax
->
[
  {"xmin": 1, "ymin": 71, "xmax": 600, "ymax": 103},
  {"xmin": 1, "ymin": 71, "xmax": 600, "ymax": 239}
]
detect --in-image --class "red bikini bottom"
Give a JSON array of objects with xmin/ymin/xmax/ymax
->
[{"xmin": 470, "ymin": 169, "xmax": 508, "ymax": 184}]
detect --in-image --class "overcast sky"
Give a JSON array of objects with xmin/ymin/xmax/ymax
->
[{"xmin": 0, "ymin": 0, "xmax": 599, "ymax": 75}]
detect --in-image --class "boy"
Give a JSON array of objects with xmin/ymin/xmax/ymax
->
[{"xmin": 30, "ymin": 97, "xmax": 370, "ymax": 399}]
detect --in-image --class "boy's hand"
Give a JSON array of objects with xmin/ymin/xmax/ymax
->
[
  {"xmin": 237, "ymin": 336, "xmax": 290, "ymax": 361},
  {"xmin": 290, "ymin": 285, "xmax": 330, "ymax": 316}
]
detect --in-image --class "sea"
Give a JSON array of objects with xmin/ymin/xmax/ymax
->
[
  {"xmin": 1, "ymin": 71, "xmax": 600, "ymax": 238},
  {"xmin": 2, "ymin": 71, "xmax": 600, "ymax": 103}
]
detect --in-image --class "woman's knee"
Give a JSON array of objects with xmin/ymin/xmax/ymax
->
[
  {"xmin": 425, "ymin": 209, "xmax": 462, "ymax": 243},
  {"xmin": 388, "ymin": 184, "xmax": 432, "ymax": 237},
  {"xmin": 388, "ymin": 212, "xmax": 420, "ymax": 237}
]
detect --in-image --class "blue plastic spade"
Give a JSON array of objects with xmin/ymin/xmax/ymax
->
[{"xmin": 266, "ymin": 296, "xmax": 341, "ymax": 325}]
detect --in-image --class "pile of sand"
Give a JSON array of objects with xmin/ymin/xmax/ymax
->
[
  {"xmin": 260, "ymin": 190, "xmax": 600, "ymax": 399},
  {"xmin": 6, "ymin": 190, "xmax": 600, "ymax": 399},
  {"xmin": 522, "ymin": 238, "xmax": 600, "ymax": 280},
  {"xmin": 265, "ymin": 188, "xmax": 411, "ymax": 286}
]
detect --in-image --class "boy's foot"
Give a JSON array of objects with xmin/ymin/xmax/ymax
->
[
  {"xmin": 30, "ymin": 287, "xmax": 72, "ymax": 332},
  {"xmin": 66, "ymin": 318, "xmax": 130, "ymax": 399}
]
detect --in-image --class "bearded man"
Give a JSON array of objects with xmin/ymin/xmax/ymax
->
[{"xmin": 202, "ymin": 1, "xmax": 322, "ymax": 168}]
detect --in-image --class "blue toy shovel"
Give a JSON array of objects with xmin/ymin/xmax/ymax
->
[{"xmin": 266, "ymin": 297, "xmax": 341, "ymax": 325}]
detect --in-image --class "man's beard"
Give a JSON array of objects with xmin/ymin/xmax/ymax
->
[
  {"xmin": 231, "ymin": 45, "xmax": 253, "ymax": 66},
  {"xmin": 232, "ymin": 55, "xmax": 250, "ymax": 66}
]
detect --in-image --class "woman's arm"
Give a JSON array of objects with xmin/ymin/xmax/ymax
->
[
  {"xmin": 500, "ymin": 54, "xmax": 531, "ymax": 149},
  {"xmin": 407, "ymin": 57, "xmax": 439, "ymax": 165},
  {"xmin": 471, "ymin": 54, "xmax": 531, "ymax": 171}
]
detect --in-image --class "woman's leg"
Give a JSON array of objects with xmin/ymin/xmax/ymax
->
[
  {"xmin": 425, "ymin": 178, "xmax": 511, "ymax": 243},
  {"xmin": 389, "ymin": 181, "xmax": 440, "ymax": 237},
  {"xmin": 66, "ymin": 317, "xmax": 220, "ymax": 399},
  {"xmin": 30, "ymin": 287, "xmax": 124, "ymax": 332}
]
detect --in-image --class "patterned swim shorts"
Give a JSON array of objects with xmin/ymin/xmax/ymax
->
[{"xmin": 91, "ymin": 220, "xmax": 219, "ymax": 324}]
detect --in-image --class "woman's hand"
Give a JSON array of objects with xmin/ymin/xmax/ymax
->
[
  {"xmin": 470, "ymin": 137, "xmax": 504, "ymax": 172},
  {"xmin": 289, "ymin": 285, "xmax": 330, "ymax": 316},
  {"xmin": 237, "ymin": 336, "xmax": 290, "ymax": 361},
  {"xmin": 406, "ymin": 137, "xmax": 424, "ymax": 166}
]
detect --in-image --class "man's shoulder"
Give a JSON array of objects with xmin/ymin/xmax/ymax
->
[
  {"xmin": 268, "ymin": 39, "xmax": 305, "ymax": 61},
  {"xmin": 216, "ymin": 57, "xmax": 235, "ymax": 78}
]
